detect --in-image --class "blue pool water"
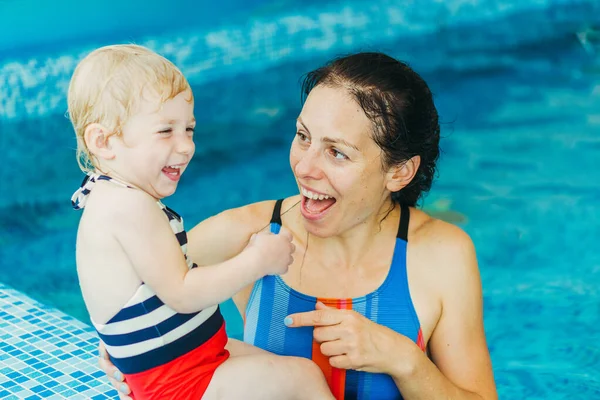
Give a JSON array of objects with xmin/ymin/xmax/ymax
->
[{"xmin": 1, "ymin": 1, "xmax": 599, "ymax": 398}]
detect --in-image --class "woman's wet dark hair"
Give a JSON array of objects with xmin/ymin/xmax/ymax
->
[{"xmin": 301, "ymin": 52, "xmax": 440, "ymax": 207}]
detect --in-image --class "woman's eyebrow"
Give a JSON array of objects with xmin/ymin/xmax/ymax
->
[
  {"xmin": 322, "ymin": 137, "xmax": 360, "ymax": 152},
  {"xmin": 297, "ymin": 117, "xmax": 360, "ymax": 151},
  {"xmin": 296, "ymin": 118, "xmax": 310, "ymax": 133}
]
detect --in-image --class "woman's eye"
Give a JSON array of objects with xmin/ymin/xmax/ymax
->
[
  {"xmin": 331, "ymin": 149, "xmax": 348, "ymax": 160},
  {"xmin": 296, "ymin": 132, "xmax": 310, "ymax": 143}
]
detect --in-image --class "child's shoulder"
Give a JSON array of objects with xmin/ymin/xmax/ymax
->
[{"xmin": 82, "ymin": 182, "xmax": 159, "ymax": 225}]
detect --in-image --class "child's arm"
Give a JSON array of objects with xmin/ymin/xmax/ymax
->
[{"xmin": 111, "ymin": 190, "xmax": 292, "ymax": 314}]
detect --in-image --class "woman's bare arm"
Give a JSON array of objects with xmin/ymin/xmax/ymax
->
[{"xmin": 391, "ymin": 221, "xmax": 497, "ymax": 399}]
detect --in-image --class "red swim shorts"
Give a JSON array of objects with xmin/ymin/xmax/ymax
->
[{"xmin": 124, "ymin": 324, "xmax": 230, "ymax": 399}]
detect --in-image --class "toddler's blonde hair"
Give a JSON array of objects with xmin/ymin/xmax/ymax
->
[{"xmin": 67, "ymin": 44, "xmax": 192, "ymax": 172}]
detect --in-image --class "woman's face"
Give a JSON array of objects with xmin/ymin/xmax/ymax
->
[{"xmin": 289, "ymin": 85, "xmax": 393, "ymax": 238}]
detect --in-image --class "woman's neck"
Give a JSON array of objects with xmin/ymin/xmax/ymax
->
[{"xmin": 292, "ymin": 199, "xmax": 400, "ymax": 270}]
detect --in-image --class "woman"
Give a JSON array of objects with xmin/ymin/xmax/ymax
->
[{"xmin": 100, "ymin": 52, "xmax": 497, "ymax": 399}]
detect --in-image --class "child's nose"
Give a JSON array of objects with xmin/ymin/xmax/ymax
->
[{"xmin": 177, "ymin": 135, "xmax": 195, "ymax": 155}]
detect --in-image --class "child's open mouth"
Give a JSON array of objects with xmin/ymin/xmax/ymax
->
[{"xmin": 162, "ymin": 165, "xmax": 182, "ymax": 181}]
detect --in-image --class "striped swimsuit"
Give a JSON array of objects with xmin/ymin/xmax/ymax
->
[
  {"xmin": 72, "ymin": 174, "xmax": 229, "ymax": 399},
  {"xmin": 244, "ymin": 199, "xmax": 426, "ymax": 400}
]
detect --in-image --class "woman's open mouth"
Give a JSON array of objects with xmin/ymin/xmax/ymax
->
[{"xmin": 300, "ymin": 187, "xmax": 336, "ymax": 220}]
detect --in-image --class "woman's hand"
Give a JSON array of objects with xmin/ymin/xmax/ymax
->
[
  {"xmin": 285, "ymin": 302, "xmax": 418, "ymax": 375},
  {"xmin": 98, "ymin": 341, "xmax": 132, "ymax": 399}
]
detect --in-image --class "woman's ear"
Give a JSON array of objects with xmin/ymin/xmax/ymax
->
[
  {"xmin": 386, "ymin": 155, "xmax": 420, "ymax": 193},
  {"xmin": 84, "ymin": 123, "xmax": 115, "ymax": 161}
]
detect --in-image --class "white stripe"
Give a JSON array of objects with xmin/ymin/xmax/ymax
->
[
  {"xmin": 242, "ymin": 280, "xmax": 262, "ymax": 345},
  {"xmin": 185, "ymin": 256, "xmax": 194, "ymax": 269},
  {"xmin": 169, "ymin": 218, "xmax": 183, "ymax": 233},
  {"xmin": 103, "ymin": 305, "xmax": 218, "ymax": 358},
  {"xmin": 93, "ymin": 303, "xmax": 178, "ymax": 335},
  {"xmin": 123, "ymin": 284, "xmax": 156, "ymax": 308}
]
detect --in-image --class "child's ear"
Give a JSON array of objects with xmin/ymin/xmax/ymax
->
[
  {"xmin": 84, "ymin": 124, "xmax": 115, "ymax": 160},
  {"xmin": 386, "ymin": 155, "xmax": 420, "ymax": 193}
]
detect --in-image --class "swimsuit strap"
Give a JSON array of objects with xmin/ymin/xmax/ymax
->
[
  {"xmin": 396, "ymin": 203, "xmax": 410, "ymax": 241},
  {"xmin": 71, "ymin": 173, "xmax": 131, "ymax": 210},
  {"xmin": 270, "ymin": 199, "xmax": 284, "ymax": 225}
]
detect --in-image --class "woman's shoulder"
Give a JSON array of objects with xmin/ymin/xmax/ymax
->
[
  {"xmin": 408, "ymin": 207, "xmax": 478, "ymax": 281},
  {"xmin": 186, "ymin": 198, "xmax": 290, "ymax": 265},
  {"xmin": 212, "ymin": 196, "xmax": 301, "ymax": 229},
  {"xmin": 409, "ymin": 207, "xmax": 474, "ymax": 249}
]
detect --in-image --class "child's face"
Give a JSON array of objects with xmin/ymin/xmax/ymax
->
[{"xmin": 109, "ymin": 90, "xmax": 196, "ymax": 199}]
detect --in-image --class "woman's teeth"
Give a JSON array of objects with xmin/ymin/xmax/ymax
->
[{"xmin": 301, "ymin": 187, "xmax": 332, "ymax": 200}]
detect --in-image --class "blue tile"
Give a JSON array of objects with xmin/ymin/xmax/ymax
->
[
  {"xmin": 0, "ymin": 390, "xmax": 10, "ymax": 397},
  {"xmin": 91, "ymin": 395, "xmax": 110, "ymax": 400},
  {"xmin": 70, "ymin": 371, "xmax": 84, "ymax": 379},
  {"xmin": 39, "ymin": 367, "xmax": 56, "ymax": 374},
  {"xmin": 74, "ymin": 384, "xmax": 90, "ymax": 392},
  {"xmin": 39, "ymin": 390, "xmax": 55, "ymax": 397},
  {"xmin": 14, "ymin": 376, "xmax": 29, "ymax": 384},
  {"xmin": 6, "ymin": 371, "xmax": 21, "ymax": 379},
  {"xmin": 48, "ymin": 371, "xmax": 63, "ymax": 378},
  {"xmin": 29, "ymin": 350, "xmax": 42, "ymax": 356},
  {"xmin": 27, "ymin": 371, "xmax": 41, "ymax": 379},
  {"xmin": 79, "ymin": 375, "xmax": 93, "ymax": 383},
  {"xmin": 30, "ymin": 385, "xmax": 45, "ymax": 393},
  {"xmin": 44, "ymin": 381, "xmax": 58, "ymax": 388},
  {"xmin": 57, "ymin": 353, "xmax": 71, "ymax": 360},
  {"xmin": 67, "ymin": 381, "xmax": 80, "ymax": 389},
  {"xmin": 24, "ymin": 395, "xmax": 42, "ymax": 400},
  {"xmin": 1, "ymin": 381, "xmax": 16, "ymax": 388},
  {"xmin": 87, "ymin": 379, "xmax": 103, "ymax": 388}
]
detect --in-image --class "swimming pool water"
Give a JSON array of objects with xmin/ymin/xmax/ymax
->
[{"xmin": 1, "ymin": 1, "xmax": 599, "ymax": 398}]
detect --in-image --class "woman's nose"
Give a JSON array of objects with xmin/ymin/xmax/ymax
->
[{"xmin": 294, "ymin": 149, "xmax": 323, "ymax": 179}]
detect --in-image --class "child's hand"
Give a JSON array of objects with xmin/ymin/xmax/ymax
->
[{"xmin": 246, "ymin": 227, "xmax": 295, "ymax": 276}]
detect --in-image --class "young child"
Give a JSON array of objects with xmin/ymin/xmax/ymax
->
[{"xmin": 69, "ymin": 44, "xmax": 333, "ymax": 400}]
